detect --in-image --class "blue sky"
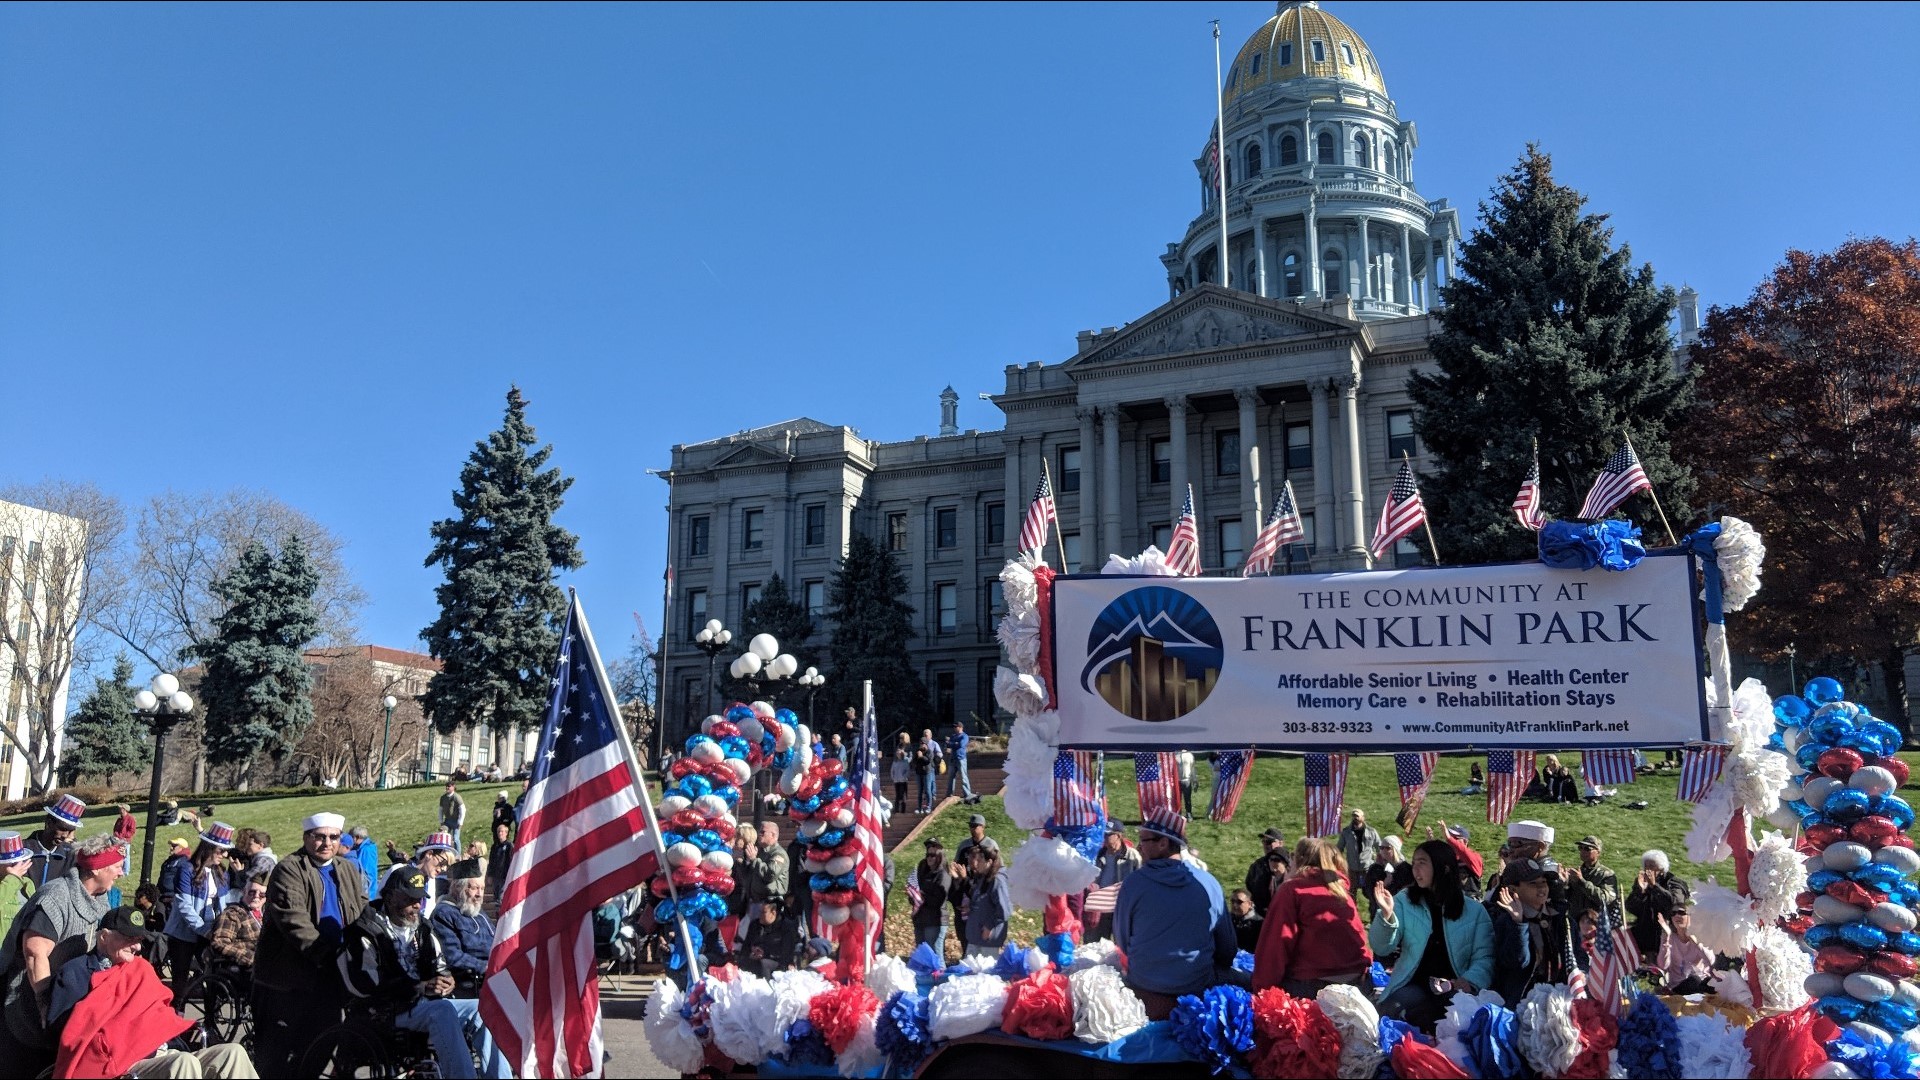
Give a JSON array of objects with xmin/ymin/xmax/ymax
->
[{"xmin": 6, "ymin": 1, "xmax": 1917, "ymax": 669}]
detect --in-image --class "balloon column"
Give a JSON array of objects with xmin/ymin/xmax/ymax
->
[
  {"xmin": 784, "ymin": 718, "xmax": 875, "ymax": 938},
  {"xmin": 1773, "ymin": 677, "xmax": 1920, "ymax": 1053},
  {"xmin": 653, "ymin": 701, "xmax": 796, "ymax": 965}
]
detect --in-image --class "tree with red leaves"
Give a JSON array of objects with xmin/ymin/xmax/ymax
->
[{"xmin": 1679, "ymin": 237, "xmax": 1920, "ymax": 733}]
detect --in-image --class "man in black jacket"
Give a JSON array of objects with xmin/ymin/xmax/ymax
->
[
  {"xmin": 1243, "ymin": 828, "xmax": 1290, "ymax": 916},
  {"xmin": 740, "ymin": 895, "xmax": 802, "ymax": 978},
  {"xmin": 912, "ymin": 838, "xmax": 954, "ymax": 953},
  {"xmin": 338, "ymin": 869, "xmax": 509, "ymax": 1079}
]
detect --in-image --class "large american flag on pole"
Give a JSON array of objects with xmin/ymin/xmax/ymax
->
[
  {"xmin": 1053, "ymin": 749, "xmax": 1104, "ymax": 827},
  {"xmin": 1486, "ymin": 749, "xmax": 1536, "ymax": 825},
  {"xmin": 1577, "ymin": 442, "xmax": 1651, "ymax": 520},
  {"xmin": 1208, "ymin": 749, "xmax": 1255, "ymax": 822},
  {"xmin": 1164, "ymin": 486, "xmax": 1202, "ymax": 576},
  {"xmin": 841, "ymin": 689, "xmax": 887, "ymax": 983},
  {"xmin": 1512, "ymin": 452, "xmax": 1546, "ymax": 530},
  {"xmin": 1369, "ymin": 459, "xmax": 1428, "ymax": 560},
  {"xmin": 1304, "ymin": 753, "xmax": 1349, "ymax": 837},
  {"xmin": 1581, "ymin": 749, "xmax": 1637, "ymax": 788},
  {"xmin": 481, "ymin": 592, "xmax": 654, "ymax": 1079},
  {"xmin": 1018, "ymin": 473, "xmax": 1057, "ymax": 559},
  {"xmin": 1242, "ymin": 480, "xmax": 1305, "ymax": 577},
  {"xmin": 1134, "ymin": 752, "xmax": 1180, "ymax": 817},
  {"xmin": 1679, "ymin": 744, "xmax": 1730, "ymax": 803}
]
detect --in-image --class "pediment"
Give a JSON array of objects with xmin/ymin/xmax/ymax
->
[
  {"xmin": 1069, "ymin": 284, "xmax": 1360, "ymax": 368},
  {"xmin": 709, "ymin": 443, "xmax": 792, "ymax": 469}
]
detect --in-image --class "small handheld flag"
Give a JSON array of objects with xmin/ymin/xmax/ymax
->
[
  {"xmin": 1512, "ymin": 448, "xmax": 1546, "ymax": 530},
  {"xmin": 1165, "ymin": 486, "xmax": 1202, "ymax": 576},
  {"xmin": 1243, "ymin": 480, "xmax": 1304, "ymax": 576},
  {"xmin": 1018, "ymin": 474, "xmax": 1057, "ymax": 559}
]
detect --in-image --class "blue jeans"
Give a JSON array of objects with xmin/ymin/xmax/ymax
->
[
  {"xmin": 913, "ymin": 924, "xmax": 948, "ymax": 950},
  {"xmin": 919, "ymin": 771, "xmax": 937, "ymax": 811},
  {"xmin": 946, "ymin": 758, "xmax": 974, "ymax": 800},
  {"xmin": 395, "ymin": 996, "xmax": 511, "ymax": 1079}
]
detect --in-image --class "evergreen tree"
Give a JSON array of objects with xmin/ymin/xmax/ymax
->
[
  {"xmin": 728, "ymin": 574, "xmax": 816, "ymax": 702},
  {"xmin": 58, "ymin": 654, "xmax": 150, "ymax": 785},
  {"xmin": 825, "ymin": 534, "xmax": 930, "ymax": 727},
  {"xmin": 1409, "ymin": 146, "xmax": 1692, "ymax": 564},
  {"xmin": 194, "ymin": 536, "xmax": 322, "ymax": 767},
  {"xmin": 422, "ymin": 386, "xmax": 583, "ymax": 739}
]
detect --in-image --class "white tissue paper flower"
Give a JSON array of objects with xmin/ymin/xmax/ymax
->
[
  {"xmin": 644, "ymin": 977, "xmax": 709, "ymax": 1075},
  {"xmin": 1102, "ymin": 547, "xmax": 1181, "ymax": 576},
  {"xmin": 1070, "ymin": 963, "xmax": 1148, "ymax": 1043},
  {"xmin": 1515, "ymin": 983, "xmax": 1581, "ymax": 1079},
  {"xmin": 1674, "ymin": 1011, "xmax": 1754, "ymax": 1079},
  {"xmin": 1714, "ymin": 516, "xmax": 1765, "ymax": 612},
  {"xmin": 1005, "ymin": 833, "xmax": 1098, "ymax": 911},
  {"xmin": 1315, "ymin": 984, "xmax": 1386, "ymax": 1078},
  {"xmin": 929, "ymin": 973, "xmax": 1009, "ymax": 1041}
]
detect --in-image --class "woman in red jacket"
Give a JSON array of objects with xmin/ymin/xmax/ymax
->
[{"xmin": 1251, "ymin": 837, "xmax": 1372, "ymax": 998}]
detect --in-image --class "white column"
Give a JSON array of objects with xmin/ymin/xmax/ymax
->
[
  {"xmin": 1100, "ymin": 404, "xmax": 1122, "ymax": 560},
  {"xmin": 1254, "ymin": 221, "xmax": 1269, "ymax": 297},
  {"xmin": 1166, "ymin": 396, "xmax": 1190, "ymax": 525},
  {"xmin": 1356, "ymin": 216, "xmax": 1372, "ymax": 301},
  {"xmin": 1003, "ymin": 437, "xmax": 1023, "ymax": 559},
  {"xmin": 1339, "ymin": 373, "xmax": 1370, "ymax": 563},
  {"xmin": 1076, "ymin": 408, "xmax": 1098, "ymax": 569},
  {"xmin": 1309, "ymin": 381, "xmax": 1334, "ymax": 562},
  {"xmin": 1236, "ymin": 388, "xmax": 1265, "ymax": 533},
  {"xmin": 1398, "ymin": 224, "xmax": 1413, "ymax": 310},
  {"xmin": 1306, "ymin": 199, "xmax": 1321, "ymax": 299}
]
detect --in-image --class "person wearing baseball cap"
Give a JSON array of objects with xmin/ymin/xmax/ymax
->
[
  {"xmin": 1574, "ymin": 835, "xmax": 1623, "ymax": 926},
  {"xmin": 1484, "ymin": 855, "xmax": 1575, "ymax": 1003},
  {"xmin": 26, "ymin": 794, "xmax": 87, "ymax": 888},
  {"xmin": 253, "ymin": 812, "xmax": 368, "ymax": 1075},
  {"xmin": 1113, "ymin": 810, "xmax": 1237, "ymax": 1018},
  {"xmin": 1244, "ymin": 826, "xmax": 1292, "ymax": 917}
]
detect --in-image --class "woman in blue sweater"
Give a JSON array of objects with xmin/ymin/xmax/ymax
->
[{"xmin": 1367, "ymin": 839, "xmax": 1494, "ymax": 1031}]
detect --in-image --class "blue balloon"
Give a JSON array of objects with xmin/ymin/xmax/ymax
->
[
  {"xmin": 1826, "ymin": 789, "xmax": 1873, "ymax": 822},
  {"xmin": 832, "ymin": 872, "xmax": 857, "ymax": 890},
  {"xmin": 716, "ymin": 786, "xmax": 740, "ymax": 807},
  {"xmin": 654, "ymin": 898, "xmax": 677, "ymax": 921},
  {"xmin": 683, "ymin": 733, "xmax": 718, "ymax": 754},
  {"xmin": 1806, "ymin": 677, "xmax": 1847, "ymax": 705},
  {"xmin": 1799, "ymin": 743, "xmax": 1836, "ymax": 771},
  {"xmin": 822, "ymin": 777, "xmax": 849, "ymax": 802},
  {"xmin": 1775, "ymin": 695, "xmax": 1813, "ymax": 726},
  {"xmin": 1841, "ymin": 922, "xmax": 1892, "ymax": 950},
  {"xmin": 690, "ymin": 828, "xmax": 727, "ymax": 852},
  {"xmin": 1840, "ymin": 731, "xmax": 1884, "ymax": 755},
  {"xmin": 1852, "ymin": 863, "xmax": 1906, "ymax": 890},
  {"xmin": 1892, "ymin": 931, "xmax": 1920, "ymax": 955},
  {"xmin": 1864, "ymin": 720, "xmax": 1905, "ymax": 757},
  {"xmin": 681, "ymin": 775, "xmax": 713, "ymax": 799},
  {"xmin": 662, "ymin": 831, "xmax": 689, "ymax": 848},
  {"xmin": 726, "ymin": 703, "xmax": 756, "ymax": 724},
  {"xmin": 1767, "ymin": 733, "xmax": 1788, "ymax": 752},
  {"xmin": 1810, "ymin": 714, "xmax": 1859, "ymax": 745},
  {"xmin": 810, "ymin": 872, "xmax": 834, "ymax": 892},
  {"xmin": 1806, "ymin": 924, "xmax": 1841, "ymax": 949},
  {"xmin": 720, "ymin": 736, "xmax": 750, "ymax": 758},
  {"xmin": 1875, "ymin": 796, "xmax": 1917, "ymax": 830},
  {"xmin": 775, "ymin": 708, "xmax": 800, "ymax": 727},
  {"xmin": 1810, "ymin": 869, "xmax": 1846, "ymax": 892},
  {"xmin": 816, "ymin": 828, "xmax": 849, "ymax": 848},
  {"xmin": 1786, "ymin": 799, "xmax": 1817, "ymax": 820},
  {"xmin": 1871, "ymin": 1000, "xmax": 1920, "ymax": 1033},
  {"xmin": 1818, "ymin": 995, "xmax": 1869, "ymax": 1023}
]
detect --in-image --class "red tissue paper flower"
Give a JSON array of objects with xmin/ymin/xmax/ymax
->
[
  {"xmin": 1563, "ymin": 998, "xmax": 1619, "ymax": 1079},
  {"xmin": 808, "ymin": 984, "xmax": 880, "ymax": 1056},
  {"xmin": 1745, "ymin": 1004, "xmax": 1841, "ymax": 1080},
  {"xmin": 1247, "ymin": 988, "xmax": 1341, "ymax": 1079},
  {"xmin": 1001, "ymin": 970, "xmax": 1074, "ymax": 1042},
  {"xmin": 1390, "ymin": 1038, "xmax": 1471, "ymax": 1080}
]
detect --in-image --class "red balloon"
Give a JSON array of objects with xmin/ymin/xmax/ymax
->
[
  {"xmin": 1820, "ymin": 747, "xmax": 1866, "ymax": 781},
  {"xmin": 1815, "ymin": 944, "xmax": 1867, "ymax": 974},
  {"xmin": 1851, "ymin": 816, "xmax": 1901, "ymax": 848},
  {"xmin": 1885, "ymin": 757, "xmax": 1912, "ymax": 787},
  {"xmin": 1795, "ymin": 891, "xmax": 1819, "ymax": 912},
  {"xmin": 1867, "ymin": 953, "xmax": 1918, "ymax": 980},
  {"xmin": 1828, "ymin": 880, "xmax": 1887, "ymax": 907},
  {"xmin": 670, "ymin": 759, "xmax": 700, "ymax": 779},
  {"xmin": 708, "ymin": 720, "xmax": 740, "ymax": 739},
  {"xmin": 1784, "ymin": 914, "xmax": 1816, "ymax": 936},
  {"xmin": 650, "ymin": 877, "xmax": 672, "ymax": 898},
  {"xmin": 1804, "ymin": 823, "xmax": 1849, "ymax": 850}
]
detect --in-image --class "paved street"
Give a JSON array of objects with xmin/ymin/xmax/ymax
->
[{"xmin": 602, "ymin": 975, "xmax": 673, "ymax": 1079}]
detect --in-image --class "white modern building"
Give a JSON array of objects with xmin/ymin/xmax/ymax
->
[{"xmin": 0, "ymin": 499, "xmax": 90, "ymax": 800}]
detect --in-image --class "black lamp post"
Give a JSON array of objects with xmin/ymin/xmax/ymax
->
[
  {"xmin": 377, "ymin": 694, "xmax": 397, "ymax": 789},
  {"xmin": 134, "ymin": 673, "xmax": 195, "ymax": 886},
  {"xmin": 692, "ymin": 619, "xmax": 733, "ymax": 736},
  {"xmin": 732, "ymin": 634, "xmax": 796, "ymax": 829}
]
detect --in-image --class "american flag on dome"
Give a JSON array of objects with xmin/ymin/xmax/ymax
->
[
  {"xmin": 1053, "ymin": 749, "xmax": 1104, "ymax": 828},
  {"xmin": 1208, "ymin": 749, "xmax": 1255, "ymax": 823},
  {"xmin": 1369, "ymin": 459, "xmax": 1428, "ymax": 560},
  {"xmin": 1512, "ymin": 451, "xmax": 1546, "ymax": 530},
  {"xmin": 1586, "ymin": 903, "xmax": 1642, "ymax": 1015},
  {"xmin": 1243, "ymin": 480, "xmax": 1305, "ymax": 577},
  {"xmin": 1204, "ymin": 121, "xmax": 1222, "ymax": 182},
  {"xmin": 1578, "ymin": 442, "xmax": 1652, "ymax": 520},
  {"xmin": 1581, "ymin": 749, "xmax": 1637, "ymax": 788},
  {"xmin": 1134, "ymin": 752, "xmax": 1180, "ymax": 818},
  {"xmin": 1394, "ymin": 752, "xmax": 1438, "ymax": 832},
  {"xmin": 1485, "ymin": 749, "xmax": 1536, "ymax": 825},
  {"xmin": 1303, "ymin": 753, "xmax": 1349, "ymax": 837},
  {"xmin": 1164, "ymin": 486, "xmax": 1202, "ymax": 576},
  {"xmin": 1678, "ymin": 744, "xmax": 1730, "ymax": 804},
  {"xmin": 481, "ymin": 593, "xmax": 653, "ymax": 1079},
  {"xmin": 1018, "ymin": 473, "xmax": 1057, "ymax": 560}
]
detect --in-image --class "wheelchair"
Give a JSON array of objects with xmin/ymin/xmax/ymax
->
[
  {"xmin": 297, "ymin": 1009, "xmax": 443, "ymax": 1079},
  {"xmin": 181, "ymin": 963, "xmax": 254, "ymax": 1048}
]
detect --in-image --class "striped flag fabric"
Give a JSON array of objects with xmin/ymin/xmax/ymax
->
[
  {"xmin": 840, "ymin": 694, "xmax": 888, "ymax": 983},
  {"xmin": 1164, "ymin": 486, "xmax": 1202, "ymax": 576},
  {"xmin": 1586, "ymin": 905, "xmax": 1642, "ymax": 1015},
  {"xmin": 1208, "ymin": 749, "xmax": 1255, "ymax": 822},
  {"xmin": 1369, "ymin": 459, "xmax": 1428, "ymax": 560},
  {"xmin": 1581, "ymin": 749, "xmax": 1637, "ymax": 788},
  {"xmin": 1512, "ymin": 452, "xmax": 1546, "ymax": 530},
  {"xmin": 1134, "ymin": 752, "xmax": 1180, "ymax": 817},
  {"xmin": 1204, "ymin": 121, "xmax": 1221, "ymax": 183},
  {"xmin": 1303, "ymin": 753, "xmax": 1349, "ymax": 837},
  {"xmin": 1053, "ymin": 749, "xmax": 1104, "ymax": 827},
  {"xmin": 1678, "ymin": 744, "xmax": 1730, "ymax": 803},
  {"xmin": 1560, "ymin": 911, "xmax": 1588, "ymax": 999},
  {"xmin": 1018, "ymin": 473, "xmax": 1057, "ymax": 558},
  {"xmin": 481, "ymin": 593, "xmax": 653, "ymax": 1079},
  {"xmin": 905, "ymin": 876, "xmax": 922, "ymax": 914},
  {"xmin": 1394, "ymin": 752, "xmax": 1438, "ymax": 831},
  {"xmin": 1242, "ymin": 480, "xmax": 1305, "ymax": 576},
  {"xmin": 1578, "ymin": 442, "xmax": 1652, "ymax": 520},
  {"xmin": 1083, "ymin": 882, "xmax": 1122, "ymax": 915},
  {"xmin": 1486, "ymin": 749, "xmax": 1536, "ymax": 825}
]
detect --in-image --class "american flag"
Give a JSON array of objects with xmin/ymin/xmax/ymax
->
[
  {"xmin": 1134, "ymin": 752, "xmax": 1180, "ymax": 817},
  {"xmin": 1560, "ymin": 911, "xmax": 1588, "ymax": 999},
  {"xmin": 1586, "ymin": 904, "xmax": 1641, "ymax": 1015},
  {"xmin": 1395, "ymin": 752, "xmax": 1438, "ymax": 829},
  {"xmin": 1303, "ymin": 753, "xmax": 1349, "ymax": 837},
  {"xmin": 1580, "ymin": 749, "xmax": 1636, "ymax": 788},
  {"xmin": 1208, "ymin": 749, "xmax": 1255, "ymax": 822},
  {"xmin": 1242, "ymin": 480, "xmax": 1305, "ymax": 577},
  {"xmin": 1083, "ymin": 882, "xmax": 1121, "ymax": 915},
  {"xmin": 840, "ymin": 694, "xmax": 888, "ymax": 983},
  {"xmin": 905, "ymin": 876, "xmax": 922, "ymax": 914},
  {"xmin": 481, "ymin": 593, "xmax": 653, "ymax": 1079},
  {"xmin": 1369, "ymin": 459, "xmax": 1428, "ymax": 560},
  {"xmin": 1678, "ymin": 744, "xmax": 1729, "ymax": 803},
  {"xmin": 1204, "ymin": 121, "xmax": 1222, "ymax": 184},
  {"xmin": 1018, "ymin": 473, "xmax": 1057, "ymax": 559},
  {"xmin": 1165, "ymin": 486, "xmax": 1201, "ymax": 576},
  {"xmin": 1053, "ymin": 749, "xmax": 1104, "ymax": 828},
  {"xmin": 1485, "ymin": 749, "xmax": 1536, "ymax": 825},
  {"xmin": 1577, "ymin": 442, "xmax": 1651, "ymax": 520},
  {"xmin": 1511, "ymin": 452, "xmax": 1546, "ymax": 530}
]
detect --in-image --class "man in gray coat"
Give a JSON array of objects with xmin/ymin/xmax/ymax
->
[
  {"xmin": 253, "ymin": 811, "xmax": 369, "ymax": 1076},
  {"xmin": 1339, "ymin": 809, "xmax": 1381, "ymax": 880}
]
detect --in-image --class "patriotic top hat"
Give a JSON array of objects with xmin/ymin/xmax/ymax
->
[
  {"xmin": 1138, "ymin": 808, "xmax": 1189, "ymax": 848},
  {"xmin": 417, "ymin": 831, "xmax": 456, "ymax": 856},
  {"xmin": 0, "ymin": 832, "xmax": 26, "ymax": 864},
  {"xmin": 45, "ymin": 794, "xmax": 87, "ymax": 829},
  {"xmin": 200, "ymin": 822, "xmax": 237, "ymax": 850}
]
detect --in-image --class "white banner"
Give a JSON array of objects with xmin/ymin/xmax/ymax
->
[{"xmin": 1051, "ymin": 553, "xmax": 1708, "ymax": 751}]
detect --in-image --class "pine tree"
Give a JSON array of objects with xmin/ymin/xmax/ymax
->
[
  {"xmin": 825, "ymin": 534, "xmax": 930, "ymax": 727},
  {"xmin": 1409, "ymin": 145, "xmax": 1693, "ymax": 564},
  {"xmin": 728, "ymin": 574, "xmax": 817, "ymax": 702},
  {"xmin": 58, "ymin": 654, "xmax": 151, "ymax": 785},
  {"xmin": 422, "ymin": 386, "xmax": 583, "ymax": 741},
  {"xmin": 195, "ymin": 536, "xmax": 322, "ymax": 767}
]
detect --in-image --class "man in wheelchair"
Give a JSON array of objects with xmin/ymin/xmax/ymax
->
[
  {"xmin": 47, "ymin": 906, "xmax": 258, "ymax": 1078},
  {"xmin": 337, "ymin": 868, "xmax": 510, "ymax": 1079}
]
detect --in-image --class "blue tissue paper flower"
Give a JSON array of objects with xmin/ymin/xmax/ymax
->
[
  {"xmin": 875, "ymin": 991, "xmax": 932, "ymax": 1065},
  {"xmin": 1617, "ymin": 991, "xmax": 1682, "ymax": 1079},
  {"xmin": 1462, "ymin": 1005, "xmax": 1527, "ymax": 1080},
  {"xmin": 1232, "ymin": 950, "xmax": 1255, "ymax": 974},
  {"xmin": 1036, "ymin": 932, "xmax": 1075, "ymax": 971},
  {"xmin": 1369, "ymin": 961, "xmax": 1390, "ymax": 988},
  {"xmin": 782, "ymin": 1019, "xmax": 835, "ymax": 1066},
  {"xmin": 1170, "ymin": 984, "xmax": 1255, "ymax": 1074},
  {"xmin": 1825, "ymin": 1027, "xmax": 1920, "ymax": 1078},
  {"xmin": 906, "ymin": 942, "xmax": 945, "ymax": 978},
  {"xmin": 1538, "ymin": 519, "xmax": 1645, "ymax": 572}
]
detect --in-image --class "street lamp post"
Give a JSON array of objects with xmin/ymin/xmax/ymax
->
[
  {"xmin": 732, "ymin": 634, "xmax": 797, "ymax": 828},
  {"xmin": 798, "ymin": 667, "xmax": 825, "ymax": 730},
  {"xmin": 134, "ymin": 673, "xmax": 196, "ymax": 885},
  {"xmin": 693, "ymin": 620, "xmax": 733, "ymax": 734},
  {"xmin": 377, "ymin": 694, "xmax": 397, "ymax": 789},
  {"xmin": 1787, "ymin": 642, "xmax": 1798, "ymax": 692}
]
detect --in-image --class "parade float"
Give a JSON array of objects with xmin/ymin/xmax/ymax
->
[{"xmin": 644, "ymin": 509, "xmax": 1920, "ymax": 1079}]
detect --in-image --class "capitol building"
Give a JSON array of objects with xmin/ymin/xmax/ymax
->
[{"xmin": 657, "ymin": 3, "xmax": 1511, "ymax": 738}]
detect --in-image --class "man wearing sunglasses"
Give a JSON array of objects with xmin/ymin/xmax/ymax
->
[{"xmin": 253, "ymin": 812, "xmax": 369, "ymax": 1076}]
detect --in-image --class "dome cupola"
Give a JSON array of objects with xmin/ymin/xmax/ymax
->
[{"xmin": 1224, "ymin": 1, "xmax": 1387, "ymax": 107}]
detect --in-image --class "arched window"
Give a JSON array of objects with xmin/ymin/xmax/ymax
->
[
  {"xmin": 1353, "ymin": 132, "xmax": 1371, "ymax": 170},
  {"xmin": 1251, "ymin": 53, "xmax": 1263, "ymax": 76},
  {"xmin": 1245, "ymin": 143, "xmax": 1262, "ymax": 177},
  {"xmin": 1316, "ymin": 131, "xmax": 1335, "ymax": 165},
  {"xmin": 1282, "ymin": 253, "xmax": 1302, "ymax": 297},
  {"xmin": 1324, "ymin": 249, "xmax": 1344, "ymax": 296},
  {"xmin": 1279, "ymin": 133, "xmax": 1298, "ymax": 166}
]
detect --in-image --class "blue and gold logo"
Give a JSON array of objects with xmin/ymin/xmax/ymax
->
[{"xmin": 1080, "ymin": 586, "xmax": 1224, "ymax": 722}]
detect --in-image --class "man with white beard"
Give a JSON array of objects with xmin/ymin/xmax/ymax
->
[{"xmin": 429, "ymin": 859, "xmax": 494, "ymax": 999}]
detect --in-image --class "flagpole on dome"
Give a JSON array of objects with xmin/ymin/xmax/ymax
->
[
  {"xmin": 1623, "ymin": 432, "xmax": 1678, "ymax": 545},
  {"xmin": 1210, "ymin": 20, "xmax": 1229, "ymax": 287}
]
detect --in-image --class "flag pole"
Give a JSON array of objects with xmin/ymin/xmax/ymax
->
[
  {"xmin": 1405, "ymin": 451, "xmax": 1441, "ymax": 564},
  {"xmin": 1210, "ymin": 20, "xmax": 1229, "ymax": 287},
  {"xmin": 859, "ymin": 679, "xmax": 877, "ymax": 980},
  {"xmin": 573, "ymin": 588, "xmax": 702, "ymax": 979},
  {"xmin": 1623, "ymin": 433, "xmax": 1679, "ymax": 546},
  {"xmin": 1041, "ymin": 456, "xmax": 1066, "ymax": 572}
]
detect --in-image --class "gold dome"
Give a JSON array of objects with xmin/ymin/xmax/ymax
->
[{"xmin": 1224, "ymin": 2, "xmax": 1387, "ymax": 107}]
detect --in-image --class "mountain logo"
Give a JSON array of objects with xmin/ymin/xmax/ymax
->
[{"xmin": 1079, "ymin": 586, "xmax": 1224, "ymax": 722}]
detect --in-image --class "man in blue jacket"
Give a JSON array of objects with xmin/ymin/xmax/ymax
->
[
  {"xmin": 1112, "ymin": 809, "xmax": 1237, "ymax": 1018},
  {"xmin": 428, "ymin": 860, "xmax": 494, "ymax": 998},
  {"xmin": 943, "ymin": 721, "xmax": 977, "ymax": 804}
]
